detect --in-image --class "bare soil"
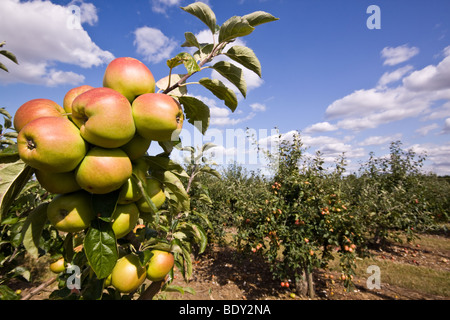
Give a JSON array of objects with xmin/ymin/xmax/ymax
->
[{"xmin": 11, "ymin": 233, "xmax": 450, "ymax": 301}]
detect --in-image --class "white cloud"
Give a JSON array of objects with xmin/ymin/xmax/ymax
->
[
  {"xmin": 377, "ymin": 65, "xmax": 413, "ymax": 88},
  {"xmin": 415, "ymin": 123, "xmax": 439, "ymax": 136},
  {"xmin": 381, "ymin": 44, "xmax": 419, "ymax": 66},
  {"xmin": 0, "ymin": 0, "xmax": 113, "ymax": 86},
  {"xmin": 304, "ymin": 121, "xmax": 338, "ymax": 133},
  {"xmin": 410, "ymin": 142, "xmax": 450, "ymax": 175},
  {"xmin": 249, "ymin": 103, "xmax": 266, "ymax": 112},
  {"xmin": 134, "ymin": 26, "xmax": 178, "ymax": 64},
  {"xmin": 403, "ymin": 46, "xmax": 450, "ymax": 91},
  {"xmin": 324, "ymin": 47, "xmax": 450, "ymax": 132},
  {"xmin": 358, "ymin": 134, "xmax": 402, "ymax": 146},
  {"xmin": 443, "ymin": 118, "xmax": 450, "ymax": 134},
  {"xmin": 69, "ymin": 0, "xmax": 98, "ymax": 26}
]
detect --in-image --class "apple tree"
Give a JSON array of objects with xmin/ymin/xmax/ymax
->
[{"xmin": 0, "ymin": 2, "xmax": 278, "ymax": 300}]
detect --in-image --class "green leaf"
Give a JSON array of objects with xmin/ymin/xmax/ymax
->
[
  {"xmin": 181, "ymin": 32, "xmax": 200, "ymax": 49},
  {"xmin": 218, "ymin": 16, "xmax": 254, "ymax": 44},
  {"xmin": 138, "ymin": 249, "xmax": 154, "ymax": 266},
  {"xmin": 199, "ymin": 78, "xmax": 238, "ymax": 112},
  {"xmin": 190, "ymin": 223, "xmax": 207, "ymax": 254},
  {"xmin": 181, "ymin": 2, "xmax": 217, "ymax": 35},
  {"xmin": 180, "ymin": 243, "xmax": 192, "ymax": 281},
  {"xmin": 167, "ymin": 52, "xmax": 200, "ymax": 75},
  {"xmin": 242, "ymin": 11, "xmax": 279, "ymax": 27},
  {"xmin": 91, "ymin": 190, "xmax": 120, "ymax": 222},
  {"xmin": 225, "ymin": 45, "xmax": 262, "ymax": 78},
  {"xmin": 0, "ymin": 145, "xmax": 20, "ymax": 163},
  {"xmin": 0, "ymin": 160, "xmax": 34, "ymax": 220},
  {"xmin": 161, "ymin": 171, "xmax": 190, "ymax": 212},
  {"xmin": 84, "ymin": 218, "xmax": 118, "ymax": 279},
  {"xmin": 156, "ymin": 74, "xmax": 187, "ymax": 97},
  {"xmin": 211, "ymin": 61, "xmax": 247, "ymax": 98},
  {"xmin": 200, "ymin": 165, "xmax": 222, "ymax": 179},
  {"xmin": 0, "ymin": 50, "xmax": 18, "ymax": 65},
  {"xmin": 178, "ymin": 96, "xmax": 210, "ymax": 135},
  {"xmin": 0, "ymin": 63, "xmax": 8, "ymax": 72},
  {"xmin": 20, "ymin": 203, "xmax": 48, "ymax": 258},
  {"xmin": 193, "ymin": 43, "xmax": 215, "ymax": 62}
]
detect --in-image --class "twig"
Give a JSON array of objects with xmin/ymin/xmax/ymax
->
[
  {"xmin": 138, "ymin": 280, "xmax": 164, "ymax": 300},
  {"xmin": 21, "ymin": 276, "xmax": 58, "ymax": 300}
]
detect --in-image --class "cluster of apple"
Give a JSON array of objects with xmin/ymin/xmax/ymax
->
[{"xmin": 14, "ymin": 57, "xmax": 181, "ymax": 291}]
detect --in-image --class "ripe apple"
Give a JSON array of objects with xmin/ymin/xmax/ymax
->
[
  {"xmin": 35, "ymin": 169, "xmax": 81, "ymax": 194},
  {"xmin": 111, "ymin": 203, "xmax": 140, "ymax": 239},
  {"xmin": 17, "ymin": 117, "xmax": 88, "ymax": 173},
  {"xmin": 47, "ymin": 190, "xmax": 95, "ymax": 233},
  {"xmin": 71, "ymin": 87, "xmax": 136, "ymax": 148},
  {"xmin": 146, "ymin": 250, "xmax": 174, "ymax": 281},
  {"xmin": 103, "ymin": 57, "xmax": 155, "ymax": 103},
  {"xmin": 63, "ymin": 84, "xmax": 94, "ymax": 117},
  {"xmin": 120, "ymin": 134, "xmax": 151, "ymax": 161},
  {"xmin": 132, "ymin": 93, "xmax": 184, "ymax": 142},
  {"xmin": 110, "ymin": 254, "xmax": 146, "ymax": 293},
  {"xmin": 75, "ymin": 147, "xmax": 132, "ymax": 194},
  {"xmin": 136, "ymin": 178, "xmax": 166, "ymax": 212},
  {"xmin": 49, "ymin": 257, "xmax": 66, "ymax": 274},
  {"xmin": 118, "ymin": 177, "xmax": 142, "ymax": 204},
  {"xmin": 14, "ymin": 98, "xmax": 66, "ymax": 132}
]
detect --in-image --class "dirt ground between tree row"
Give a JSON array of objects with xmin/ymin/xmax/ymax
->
[
  {"xmin": 161, "ymin": 234, "xmax": 450, "ymax": 301},
  {"xmin": 12, "ymin": 233, "xmax": 450, "ymax": 300}
]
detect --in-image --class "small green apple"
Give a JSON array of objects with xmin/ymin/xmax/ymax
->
[
  {"xmin": 132, "ymin": 93, "xmax": 184, "ymax": 142},
  {"xmin": 136, "ymin": 178, "xmax": 166, "ymax": 212},
  {"xmin": 47, "ymin": 190, "xmax": 95, "ymax": 233},
  {"xmin": 111, "ymin": 203, "xmax": 140, "ymax": 239},
  {"xmin": 71, "ymin": 87, "xmax": 136, "ymax": 148},
  {"xmin": 17, "ymin": 117, "xmax": 88, "ymax": 173},
  {"xmin": 14, "ymin": 98, "xmax": 66, "ymax": 132},
  {"xmin": 35, "ymin": 169, "xmax": 81, "ymax": 194},
  {"xmin": 49, "ymin": 257, "xmax": 66, "ymax": 274},
  {"xmin": 103, "ymin": 57, "xmax": 155, "ymax": 103},
  {"xmin": 120, "ymin": 134, "xmax": 151, "ymax": 161},
  {"xmin": 146, "ymin": 250, "xmax": 174, "ymax": 281},
  {"xmin": 75, "ymin": 147, "xmax": 132, "ymax": 194},
  {"xmin": 118, "ymin": 177, "xmax": 142, "ymax": 204},
  {"xmin": 110, "ymin": 254, "xmax": 146, "ymax": 293}
]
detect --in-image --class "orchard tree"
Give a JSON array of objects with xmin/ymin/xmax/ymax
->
[{"xmin": 0, "ymin": 2, "xmax": 278, "ymax": 300}]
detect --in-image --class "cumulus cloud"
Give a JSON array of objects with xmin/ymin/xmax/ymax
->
[
  {"xmin": 0, "ymin": 0, "xmax": 113, "ymax": 86},
  {"xmin": 358, "ymin": 134, "xmax": 403, "ymax": 146},
  {"xmin": 324, "ymin": 47, "xmax": 450, "ymax": 132},
  {"xmin": 415, "ymin": 123, "xmax": 439, "ymax": 136},
  {"xmin": 249, "ymin": 103, "xmax": 266, "ymax": 112},
  {"xmin": 134, "ymin": 26, "xmax": 178, "ymax": 64},
  {"xmin": 381, "ymin": 44, "xmax": 419, "ymax": 66},
  {"xmin": 304, "ymin": 121, "xmax": 338, "ymax": 133}
]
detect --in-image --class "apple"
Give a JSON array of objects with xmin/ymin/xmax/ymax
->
[
  {"xmin": 118, "ymin": 177, "xmax": 142, "ymax": 204},
  {"xmin": 63, "ymin": 84, "xmax": 94, "ymax": 117},
  {"xmin": 111, "ymin": 203, "xmax": 140, "ymax": 239},
  {"xmin": 120, "ymin": 134, "xmax": 151, "ymax": 161},
  {"xmin": 35, "ymin": 169, "xmax": 81, "ymax": 194},
  {"xmin": 102, "ymin": 57, "xmax": 155, "ymax": 103},
  {"xmin": 110, "ymin": 254, "xmax": 146, "ymax": 293},
  {"xmin": 136, "ymin": 178, "xmax": 166, "ymax": 212},
  {"xmin": 75, "ymin": 147, "xmax": 132, "ymax": 194},
  {"xmin": 14, "ymin": 98, "xmax": 66, "ymax": 132},
  {"xmin": 146, "ymin": 250, "xmax": 174, "ymax": 281},
  {"xmin": 17, "ymin": 117, "xmax": 88, "ymax": 173},
  {"xmin": 47, "ymin": 190, "xmax": 95, "ymax": 233},
  {"xmin": 71, "ymin": 87, "xmax": 136, "ymax": 148},
  {"xmin": 49, "ymin": 257, "xmax": 66, "ymax": 274},
  {"xmin": 132, "ymin": 93, "xmax": 184, "ymax": 142}
]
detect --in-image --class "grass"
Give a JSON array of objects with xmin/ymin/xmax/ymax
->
[{"xmin": 355, "ymin": 258, "xmax": 450, "ymax": 297}]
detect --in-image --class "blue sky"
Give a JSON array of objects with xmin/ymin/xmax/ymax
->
[{"xmin": 1, "ymin": 0, "xmax": 450, "ymax": 175}]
